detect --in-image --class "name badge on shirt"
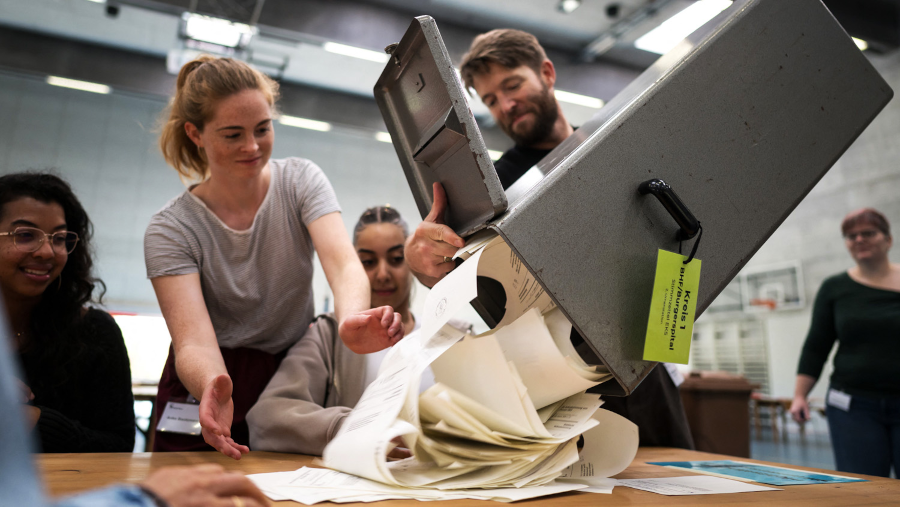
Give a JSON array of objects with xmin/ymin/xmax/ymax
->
[
  {"xmin": 157, "ymin": 397, "xmax": 202, "ymax": 435},
  {"xmin": 827, "ymin": 388, "xmax": 852, "ymax": 412}
]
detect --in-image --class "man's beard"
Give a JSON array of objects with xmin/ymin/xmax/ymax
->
[{"xmin": 499, "ymin": 84, "xmax": 559, "ymax": 147}]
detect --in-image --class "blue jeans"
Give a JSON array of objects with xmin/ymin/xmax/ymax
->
[{"xmin": 826, "ymin": 389, "xmax": 900, "ymax": 477}]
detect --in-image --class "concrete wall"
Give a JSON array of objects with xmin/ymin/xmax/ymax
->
[{"xmin": 726, "ymin": 49, "xmax": 900, "ymax": 400}]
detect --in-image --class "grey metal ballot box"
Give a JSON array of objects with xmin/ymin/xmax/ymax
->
[{"xmin": 374, "ymin": 0, "xmax": 893, "ymax": 395}]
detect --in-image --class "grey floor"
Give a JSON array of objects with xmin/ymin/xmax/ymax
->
[
  {"xmin": 750, "ymin": 409, "xmax": 837, "ymax": 470},
  {"xmin": 750, "ymin": 414, "xmax": 900, "ymax": 479},
  {"xmin": 751, "ymin": 430, "xmax": 836, "ymax": 471}
]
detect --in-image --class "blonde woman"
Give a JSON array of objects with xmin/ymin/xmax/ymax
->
[{"xmin": 145, "ymin": 56, "xmax": 402, "ymax": 459}]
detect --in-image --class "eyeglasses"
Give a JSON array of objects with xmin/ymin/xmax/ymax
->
[
  {"xmin": 844, "ymin": 229, "xmax": 880, "ymax": 242},
  {"xmin": 0, "ymin": 227, "xmax": 79, "ymax": 254}
]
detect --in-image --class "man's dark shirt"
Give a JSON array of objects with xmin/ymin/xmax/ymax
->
[{"xmin": 493, "ymin": 145, "xmax": 552, "ymax": 189}]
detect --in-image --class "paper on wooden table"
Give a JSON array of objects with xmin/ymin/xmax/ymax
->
[
  {"xmin": 617, "ymin": 475, "xmax": 780, "ymax": 495},
  {"xmin": 558, "ymin": 408, "xmax": 639, "ymax": 484},
  {"xmin": 249, "ymin": 467, "xmax": 589, "ymax": 504},
  {"xmin": 322, "ymin": 323, "xmax": 467, "ymax": 484},
  {"xmin": 318, "ymin": 235, "xmax": 627, "ymax": 494}
]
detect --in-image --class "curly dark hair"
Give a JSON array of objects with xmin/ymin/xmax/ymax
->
[{"xmin": 0, "ymin": 172, "xmax": 105, "ymax": 390}]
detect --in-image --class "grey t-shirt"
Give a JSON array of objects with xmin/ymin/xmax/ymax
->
[{"xmin": 144, "ymin": 157, "xmax": 341, "ymax": 354}]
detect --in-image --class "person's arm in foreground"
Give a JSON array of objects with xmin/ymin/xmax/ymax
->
[
  {"xmin": 152, "ymin": 274, "xmax": 248, "ymax": 460},
  {"xmin": 308, "ymin": 212, "xmax": 403, "ymax": 353},
  {"xmin": 0, "ymin": 306, "xmax": 268, "ymax": 507},
  {"xmin": 405, "ymin": 183, "xmax": 465, "ymax": 288},
  {"xmin": 55, "ymin": 464, "xmax": 270, "ymax": 507}
]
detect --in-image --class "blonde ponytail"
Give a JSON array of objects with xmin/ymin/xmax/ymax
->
[{"xmin": 158, "ymin": 55, "xmax": 280, "ymax": 181}]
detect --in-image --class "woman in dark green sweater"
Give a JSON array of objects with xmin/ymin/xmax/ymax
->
[{"xmin": 790, "ymin": 208, "xmax": 900, "ymax": 477}]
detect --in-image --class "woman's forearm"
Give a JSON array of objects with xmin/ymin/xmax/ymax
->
[
  {"xmin": 330, "ymin": 260, "xmax": 370, "ymax": 327},
  {"xmin": 307, "ymin": 213, "xmax": 371, "ymax": 327},
  {"xmin": 173, "ymin": 343, "xmax": 228, "ymax": 400},
  {"xmin": 152, "ymin": 274, "xmax": 227, "ymax": 400},
  {"xmin": 793, "ymin": 373, "xmax": 817, "ymax": 400}
]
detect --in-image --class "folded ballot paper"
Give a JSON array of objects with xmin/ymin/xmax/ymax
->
[{"xmin": 250, "ymin": 234, "xmax": 639, "ymax": 503}]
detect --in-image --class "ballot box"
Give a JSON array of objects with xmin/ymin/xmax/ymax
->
[{"xmin": 374, "ymin": 0, "xmax": 893, "ymax": 395}]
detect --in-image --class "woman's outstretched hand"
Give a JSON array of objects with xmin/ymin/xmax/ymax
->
[
  {"xmin": 200, "ymin": 374, "xmax": 250, "ymax": 460},
  {"xmin": 339, "ymin": 306, "xmax": 404, "ymax": 354}
]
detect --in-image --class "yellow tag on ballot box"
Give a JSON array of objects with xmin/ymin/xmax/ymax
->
[{"xmin": 643, "ymin": 249, "xmax": 701, "ymax": 364}]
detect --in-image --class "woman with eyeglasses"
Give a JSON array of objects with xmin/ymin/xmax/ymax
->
[
  {"xmin": 790, "ymin": 208, "xmax": 900, "ymax": 477},
  {"xmin": 246, "ymin": 206, "xmax": 469, "ymax": 455},
  {"xmin": 146, "ymin": 56, "xmax": 403, "ymax": 460},
  {"xmin": 0, "ymin": 172, "xmax": 134, "ymax": 453}
]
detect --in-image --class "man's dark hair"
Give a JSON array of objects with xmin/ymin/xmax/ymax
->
[{"xmin": 460, "ymin": 29, "xmax": 548, "ymax": 90}]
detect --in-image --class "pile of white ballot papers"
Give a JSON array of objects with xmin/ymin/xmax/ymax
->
[{"xmin": 250, "ymin": 234, "xmax": 640, "ymax": 503}]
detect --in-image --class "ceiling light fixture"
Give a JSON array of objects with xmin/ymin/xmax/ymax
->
[
  {"xmin": 558, "ymin": 0, "xmax": 582, "ymax": 14},
  {"xmin": 84, "ymin": 0, "xmax": 105, "ymax": 3},
  {"xmin": 555, "ymin": 90, "xmax": 605, "ymax": 109},
  {"xmin": 634, "ymin": 0, "xmax": 732, "ymax": 55},
  {"xmin": 375, "ymin": 132, "xmax": 393, "ymax": 143},
  {"xmin": 46, "ymin": 76, "xmax": 111, "ymax": 94},
  {"xmin": 182, "ymin": 13, "xmax": 255, "ymax": 49},
  {"xmin": 488, "ymin": 150, "xmax": 504, "ymax": 161},
  {"xmin": 852, "ymin": 37, "xmax": 868, "ymax": 51},
  {"xmin": 323, "ymin": 42, "xmax": 390, "ymax": 63},
  {"xmin": 279, "ymin": 115, "xmax": 332, "ymax": 132}
]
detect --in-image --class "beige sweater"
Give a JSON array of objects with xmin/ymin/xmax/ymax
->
[{"xmin": 247, "ymin": 314, "xmax": 366, "ymax": 455}]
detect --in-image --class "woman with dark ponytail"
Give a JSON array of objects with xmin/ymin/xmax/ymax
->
[
  {"xmin": 0, "ymin": 172, "xmax": 134, "ymax": 452},
  {"xmin": 146, "ymin": 55, "xmax": 404, "ymax": 459}
]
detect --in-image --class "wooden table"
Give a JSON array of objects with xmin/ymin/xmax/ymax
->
[{"xmin": 39, "ymin": 448, "xmax": 898, "ymax": 505}]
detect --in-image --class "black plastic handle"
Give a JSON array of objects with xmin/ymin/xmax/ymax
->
[{"xmin": 638, "ymin": 179, "xmax": 700, "ymax": 240}]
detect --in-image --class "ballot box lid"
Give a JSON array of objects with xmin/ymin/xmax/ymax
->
[
  {"xmin": 373, "ymin": 16, "xmax": 507, "ymax": 237},
  {"xmin": 378, "ymin": 0, "xmax": 893, "ymax": 396}
]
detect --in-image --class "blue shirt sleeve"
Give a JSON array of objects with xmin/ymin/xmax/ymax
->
[
  {"xmin": 52, "ymin": 485, "xmax": 160, "ymax": 507},
  {"xmin": 0, "ymin": 312, "xmax": 160, "ymax": 507}
]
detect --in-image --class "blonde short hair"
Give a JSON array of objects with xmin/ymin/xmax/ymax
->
[{"xmin": 159, "ymin": 55, "xmax": 280, "ymax": 181}]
